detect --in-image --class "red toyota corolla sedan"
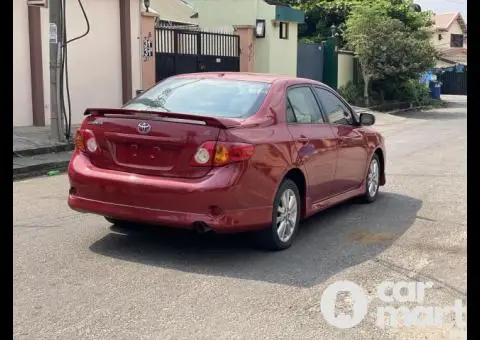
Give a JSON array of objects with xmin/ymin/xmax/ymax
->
[{"xmin": 68, "ymin": 72, "xmax": 386, "ymax": 250}]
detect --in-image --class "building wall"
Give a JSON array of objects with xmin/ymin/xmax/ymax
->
[
  {"xmin": 40, "ymin": 0, "xmax": 123, "ymax": 126},
  {"xmin": 13, "ymin": 1, "xmax": 33, "ymax": 127},
  {"xmin": 337, "ymin": 52, "xmax": 354, "ymax": 89},
  {"xmin": 195, "ymin": 0, "xmax": 299, "ymax": 76},
  {"xmin": 253, "ymin": 0, "xmax": 274, "ymax": 74},
  {"xmin": 195, "ymin": 0, "xmax": 273, "ymax": 74},
  {"xmin": 150, "ymin": 0, "xmax": 197, "ymax": 24},
  {"xmin": 195, "ymin": 0, "xmax": 257, "ymax": 28},
  {"xmin": 268, "ymin": 21, "xmax": 298, "ymax": 76}
]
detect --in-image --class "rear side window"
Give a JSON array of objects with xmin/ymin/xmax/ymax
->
[
  {"xmin": 124, "ymin": 78, "xmax": 271, "ymax": 118},
  {"xmin": 286, "ymin": 87, "xmax": 324, "ymax": 124}
]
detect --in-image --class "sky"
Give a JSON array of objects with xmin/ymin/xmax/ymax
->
[{"xmin": 411, "ymin": 0, "xmax": 466, "ymax": 21}]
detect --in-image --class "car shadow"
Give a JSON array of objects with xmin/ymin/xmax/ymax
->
[{"xmin": 89, "ymin": 192, "xmax": 422, "ymax": 288}]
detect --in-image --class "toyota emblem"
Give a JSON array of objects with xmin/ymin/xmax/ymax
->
[{"xmin": 137, "ymin": 122, "xmax": 152, "ymax": 134}]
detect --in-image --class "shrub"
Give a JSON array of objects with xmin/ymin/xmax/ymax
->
[
  {"xmin": 338, "ymin": 81, "xmax": 383, "ymax": 107},
  {"xmin": 399, "ymin": 79, "xmax": 430, "ymax": 104},
  {"xmin": 338, "ymin": 78, "xmax": 430, "ymax": 107},
  {"xmin": 338, "ymin": 81, "xmax": 364, "ymax": 105}
]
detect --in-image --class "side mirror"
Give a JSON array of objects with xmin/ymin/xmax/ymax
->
[
  {"xmin": 136, "ymin": 89, "xmax": 144, "ymax": 96},
  {"xmin": 359, "ymin": 112, "xmax": 375, "ymax": 126}
]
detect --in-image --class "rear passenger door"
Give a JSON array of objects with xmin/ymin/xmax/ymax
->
[
  {"xmin": 286, "ymin": 85, "xmax": 338, "ymax": 203},
  {"xmin": 312, "ymin": 86, "xmax": 368, "ymax": 193}
]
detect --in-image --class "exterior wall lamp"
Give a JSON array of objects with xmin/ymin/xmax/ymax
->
[
  {"xmin": 144, "ymin": 0, "xmax": 151, "ymax": 12},
  {"xmin": 256, "ymin": 19, "xmax": 266, "ymax": 38}
]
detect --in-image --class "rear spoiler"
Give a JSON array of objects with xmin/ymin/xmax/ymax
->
[{"xmin": 84, "ymin": 108, "xmax": 242, "ymax": 129}]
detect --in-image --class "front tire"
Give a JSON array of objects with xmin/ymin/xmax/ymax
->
[
  {"xmin": 256, "ymin": 179, "xmax": 301, "ymax": 251},
  {"xmin": 361, "ymin": 154, "xmax": 381, "ymax": 203}
]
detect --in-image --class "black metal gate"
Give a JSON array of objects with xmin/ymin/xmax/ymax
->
[
  {"xmin": 297, "ymin": 42, "xmax": 324, "ymax": 83},
  {"xmin": 155, "ymin": 27, "xmax": 240, "ymax": 82},
  {"xmin": 437, "ymin": 66, "xmax": 467, "ymax": 95}
]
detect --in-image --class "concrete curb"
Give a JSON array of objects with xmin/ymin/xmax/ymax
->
[
  {"xmin": 356, "ymin": 101, "xmax": 445, "ymax": 116},
  {"xmin": 13, "ymin": 160, "xmax": 70, "ymax": 181},
  {"xmin": 13, "ymin": 149, "xmax": 72, "ymax": 181},
  {"xmin": 385, "ymin": 105, "xmax": 431, "ymax": 115},
  {"xmin": 13, "ymin": 143, "xmax": 74, "ymax": 158}
]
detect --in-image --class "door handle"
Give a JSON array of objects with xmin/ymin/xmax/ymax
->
[{"xmin": 298, "ymin": 135, "xmax": 310, "ymax": 143}]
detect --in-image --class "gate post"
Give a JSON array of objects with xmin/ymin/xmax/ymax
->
[
  {"xmin": 323, "ymin": 36, "xmax": 338, "ymax": 89},
  {"xmin": 141, "ymin": 11, "xmax": 157, "ymax": 90},
  {"xmin": 234, "ymin": 25, "xmax": 255, "ymax": 72}
]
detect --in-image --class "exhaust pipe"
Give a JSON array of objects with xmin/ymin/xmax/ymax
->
[{"xmin": 193, "ymin": 221, "xmax": 212, "ymax": 234}]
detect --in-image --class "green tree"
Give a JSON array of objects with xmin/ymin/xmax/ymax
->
[
  {"xmin": 344, "ymin": 5, "xmax": 435, "ymax": 106},
  {"xmin": 285, "ymin": 0, "xmax": 432, "ymax": 44}
]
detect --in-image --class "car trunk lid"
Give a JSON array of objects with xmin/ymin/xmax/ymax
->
[{"xmin": 81, "ymin": 108, "xmax": 241, "ymax": 179}]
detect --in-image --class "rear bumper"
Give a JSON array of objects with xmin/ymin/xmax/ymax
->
[{"xmin": 67, "ymin": 152, "xmax": 272, "ymax": 232}]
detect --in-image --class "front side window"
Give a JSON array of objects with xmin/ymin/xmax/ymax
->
[
  {"xmin": 313, "ymin": 87, "xmax": 354, "ymax": 125},
  {"xmin": 124, "ymin": 78, "xmax": 271, "ymax": 118},
  {"xmin": 286, "ymin": 87, "xmax": 324, "ymax": 124}
]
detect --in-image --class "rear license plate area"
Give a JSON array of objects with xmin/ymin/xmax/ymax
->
[{"xmin": 115, "ymin": 143, "xmax": 171, "ymax": 166}]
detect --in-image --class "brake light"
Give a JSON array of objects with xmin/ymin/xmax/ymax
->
[
  {"xmin": 74, "ymin": 129, "xmax": 98, "ymax": 154},
  {"xmin": 191, "ymin": 141, "xmax": 254, "ymax": 167}
]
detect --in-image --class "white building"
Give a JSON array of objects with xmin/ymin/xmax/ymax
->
[{"xmin": 13, "ymin": 0, "xmax": 143, "ymax": 127}]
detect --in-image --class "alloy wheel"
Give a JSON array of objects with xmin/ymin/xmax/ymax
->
[
  {"xmin": 276, "ymin": 188, "xmax": 298, "ymax": 242},
  {"xmin": 367, "ymin": 158, "xmax": 380, "ymax": 197}
]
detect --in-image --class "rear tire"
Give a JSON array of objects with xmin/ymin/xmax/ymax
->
[
  {"xmin": 361, "ymin": 154, "xmax": 381, "ymax": 203},
  {"xmin": 256, "ymin": 179, "xmax": 301, "ymax": 251}
]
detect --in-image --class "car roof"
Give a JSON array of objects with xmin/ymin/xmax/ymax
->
[{"xmin": 173, "ymin": 72, "xmax": 324, "ymax": 85}]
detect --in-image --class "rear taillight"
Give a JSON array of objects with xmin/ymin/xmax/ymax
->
[
  {"xmin": 74, "ymin": 131, "xmax": 85, "ymax": 152},
  {"xmin": 191, "ymin": 141, "xmax": 254, "ymax": 167},
  {"xmin": 74, "ymin": 129, "xmax": 98, "ymax": 154}
]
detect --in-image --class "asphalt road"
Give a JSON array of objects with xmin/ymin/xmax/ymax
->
[{"xmin": 13, "ymin": 95, "xmax": 467, "ymax": 340}]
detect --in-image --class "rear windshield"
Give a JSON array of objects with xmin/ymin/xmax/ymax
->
[{"xmin": 124, "ymin": 78, "xmax": 271, "ymax": 118}]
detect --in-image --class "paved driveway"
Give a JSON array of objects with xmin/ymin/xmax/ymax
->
[{"xmin": 13, "ymin": 96, "xmax": 467, "ymax": 339}]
